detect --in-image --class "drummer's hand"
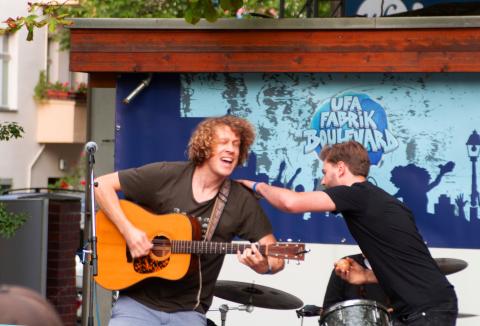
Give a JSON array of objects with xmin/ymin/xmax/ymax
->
[
  {"xmin": 334, "ymin": 257, "xmax": 371, "ymax": 285},
  {"xmin": 237, "ymin": 243, "xmax": 270, "ymax": 274},
  {"xmin": 124, "ymin": 225, "xmax": 153, "ymax": 258}
]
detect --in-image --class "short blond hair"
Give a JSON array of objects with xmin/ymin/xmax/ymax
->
[{"xmin": 188, "ymin": 116, "xmax": 255, "ymax": 166}]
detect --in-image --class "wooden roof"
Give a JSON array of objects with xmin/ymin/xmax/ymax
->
[{"xmin": 69, "ymin": 17, "xmax": 480, "ymax": 73}]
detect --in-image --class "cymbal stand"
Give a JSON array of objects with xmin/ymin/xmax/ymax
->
[
  {"xmin": 296, "ymin": 305, "xmax": 322, "ymax": 326},
  {"xmin": 211, "ymin": 304, "xmax": 254, "ymax": 326}
]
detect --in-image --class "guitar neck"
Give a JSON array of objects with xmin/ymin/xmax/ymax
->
[{"xmin": 171, "ymin": 240, "xmax": 266, "ymax": 255}]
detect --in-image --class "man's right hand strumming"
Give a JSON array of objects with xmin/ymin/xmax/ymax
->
[{"xmin": 124, "ymin": 225, "xmax": 153, "ymax": 258}]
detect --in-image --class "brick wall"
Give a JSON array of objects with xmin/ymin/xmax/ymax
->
[{"xmin": 47, "ymin": 199, "xmax": 81, "ymax": 326}]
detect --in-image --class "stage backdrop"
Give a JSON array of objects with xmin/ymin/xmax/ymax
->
[{"xmin": 116, "ymin": 73, "xmax": 480, "ymax": 249}]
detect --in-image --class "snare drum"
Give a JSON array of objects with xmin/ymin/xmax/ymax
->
[{"xmin": 319, "ymin": 299, "xmax": 391, "ymax": 326}]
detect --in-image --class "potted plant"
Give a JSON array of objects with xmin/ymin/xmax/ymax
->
[
  {"xmin": 34, "ymin": 71, "xmax": 87, "ymax": 143},
  {"xmin": 68, "ymin": 82, "xmax": 87, "ymax": 101},
  {"xmin": 34, "ymin": 71, "xmax": 87, "ymax": 101},
  {"xmin": 46, "ymin": 81, "xmax": 70, "ymax": 99}
]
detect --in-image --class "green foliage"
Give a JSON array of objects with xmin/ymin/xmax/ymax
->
[
  {"xmin": 1, "ymin": 2, "xmax": 72, "ymax": 41},
  {"xmin": 0, "ymin": 122, "xmax": 25, "ymax": 141},
  {"xmin": 34, "ymin": 70, "xmax": 85, "ymax": 100},
  {"xmin": 2, "ymin": 1, "xmax": 332, "ymax": 45},
  {"xmin": 34, "ymin": 70, "xmax": 48, "ymax": 101},
  {"xmin": 0, "ymin": 203, "xmax": 28, "ymax": 239}
]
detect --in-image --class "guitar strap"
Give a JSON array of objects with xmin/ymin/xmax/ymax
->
[{"xmin": 204, "ymin": 179, "xmax": 231, "ymax": 241}]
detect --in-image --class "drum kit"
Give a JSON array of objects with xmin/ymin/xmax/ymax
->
[{"xmin": 211, "ymin": 257, "xmax": 473, "ymax": 326}]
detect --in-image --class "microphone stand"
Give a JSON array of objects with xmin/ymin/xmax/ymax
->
[{"xmin": 86, "ymin": 146, "xmax": 98, "ymax": 326}]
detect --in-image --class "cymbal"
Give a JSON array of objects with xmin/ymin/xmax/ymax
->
[
  {"xmin": 433, "ymin": 258, "xmax": 468, "ymax": 275},
  {"xmin": 214, "ymin": 280, "xmax": 303, "ymax": 310}
]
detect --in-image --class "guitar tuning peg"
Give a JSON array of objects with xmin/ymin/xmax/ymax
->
[{"xmin": 173, "ymin": 208, "xmax": 180, "ymax": 213}]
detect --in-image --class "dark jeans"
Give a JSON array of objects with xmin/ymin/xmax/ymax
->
[{"xmin": 392, "ymin": 309, "xmax": 457, "ymax": 326}]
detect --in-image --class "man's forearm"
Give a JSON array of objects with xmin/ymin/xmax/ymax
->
[
  {"xmin": 94, "ymin": 174, "xmax": 132, "ymax": 236},
  {"xmin": 254, "ymin": 182, "xmax": 298, "ymax": 213}
]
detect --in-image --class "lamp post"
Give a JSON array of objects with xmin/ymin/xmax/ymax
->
[{"xmin": 466, "ymin": 130, "xmax": 480, "ymax": 220}]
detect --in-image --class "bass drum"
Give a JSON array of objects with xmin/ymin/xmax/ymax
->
[{"xmin": 319, "ymin": 299, "xmax": 391, "ymax": 326}]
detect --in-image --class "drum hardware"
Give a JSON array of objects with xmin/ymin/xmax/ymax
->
[
  {"xmin": 214, "ymin": 280, "xmax": 304, "ymax": 310},
  {"xmin": 209, "ymin": 303, "xmax": 254, "ymax": 326},
  {"xmin": 433, "ymin": 258, "xmax": 468, "ymax": 275},
  {"xmin": 458, "ymin": 312, "xmax": 478, "ymax": 318},
  {"xmin": 296, "ymin": 304, "xmax": 322, "ymax": 326}
]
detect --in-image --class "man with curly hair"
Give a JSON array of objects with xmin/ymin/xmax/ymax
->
[{"xmin": 95, "ymin": 115, "xmax": 284, "ymax": 326}]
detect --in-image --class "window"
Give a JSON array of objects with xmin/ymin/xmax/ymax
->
[{"xmin": 0, "ymin": 35, "xmax": 9, "ymax": 108}]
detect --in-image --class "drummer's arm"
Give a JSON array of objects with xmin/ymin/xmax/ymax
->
[
  {"xmin": 335, "ymin": 257, "xmax": 378, "ymax": 285},
  {"xmin": 237, "ymin": 234, "xmax": 284, "ymax": 274}
]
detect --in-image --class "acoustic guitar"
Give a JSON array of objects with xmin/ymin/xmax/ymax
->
[{"xmin": 95, "ymin": 200, "xmax": 306, "ymax": 290}]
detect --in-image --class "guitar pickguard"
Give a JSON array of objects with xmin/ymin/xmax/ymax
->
[{"xmin": 133, "ymin": 256, "xmax": 170, "ymax": 274}]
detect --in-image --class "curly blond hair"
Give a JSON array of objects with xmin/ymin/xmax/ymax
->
[{"xmin": 188, "ymin": 116, "xmax": 255, "ymax": 166}]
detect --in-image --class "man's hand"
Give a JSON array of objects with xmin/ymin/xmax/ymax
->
[
  {"xmin": 124, "ymin": 226, "xmax": 153, "ymax": 258},
  {"xmin": 334, "ymin": 257, "xmax": 377, "ymax": 285},
  {"xmin": 237, "ymin": 243, "xmax": 270, "ymax": 274},
  {"xmin": 236, "ymin": 179, "xmax": 255, "ymax": 190}
]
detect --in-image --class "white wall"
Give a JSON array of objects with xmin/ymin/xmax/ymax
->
[
  {"xmin": 0, "ymin": 0, "xmax": 86, "ymax": 190},
  {"xmin": 208, "ymin": 244, "xmax": 480, "ymax": 326},
  {"xmin": 0, "ymin": 0, "xmax": 48, "ymax": 189}
]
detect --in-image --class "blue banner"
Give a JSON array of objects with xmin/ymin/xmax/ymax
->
[{"xmin": 116, "ymin": 72, "xmax": 480, "ymax": 249}]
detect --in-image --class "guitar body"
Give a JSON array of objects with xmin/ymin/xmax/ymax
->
[
  {"xmin": 95, "ymin": 200, "xmax": 306, "ymax": 290},
  {"xmin": 95, "ymin": 200, "xmax": 199, "ymax": 290}
]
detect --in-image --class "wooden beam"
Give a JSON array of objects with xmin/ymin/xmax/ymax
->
[
  {"xmin": 89, "ymin": 72, "xmax": 117, "ymax": 88},
  {"xmin": 70, "ymin": 28, "xmax": 480, "ymax": 73}
]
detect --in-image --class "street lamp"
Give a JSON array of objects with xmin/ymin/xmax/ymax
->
[{"xmin": 466, "ymin": 130, "xmax": 480, "ymax": 220}]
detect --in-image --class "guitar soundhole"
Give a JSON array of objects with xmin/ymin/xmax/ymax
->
[{"xmin": 132, "ymin": 235, "xmax": 171, "ymax": 274}]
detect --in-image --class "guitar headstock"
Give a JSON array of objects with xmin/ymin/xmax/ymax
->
[{"xmin": 267, "ymin": 242, "xmax": 306, "ymax": 261}]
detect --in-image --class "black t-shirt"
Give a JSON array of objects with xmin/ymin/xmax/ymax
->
[
  {"xmin": 118, "ymin": 161, "xmax": 273, "ymax": 314},
  {"xmin": 322, "ymin": 254, "xmax": 390, "ymax": 310},
  {"xmin": 324, "ymin": 181, "xmax": 457, "ymax": 317}
]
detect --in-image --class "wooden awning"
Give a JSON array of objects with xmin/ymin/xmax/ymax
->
[{"xmin": 69, "ymin": 17, "xmax": 480, "ymax": 73}]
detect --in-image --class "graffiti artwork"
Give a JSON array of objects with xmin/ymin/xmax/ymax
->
[{"xmin": 116, "ymin": 72, "xmax": 480, "ymax": 249}]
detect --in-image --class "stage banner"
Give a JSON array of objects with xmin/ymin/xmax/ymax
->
[
  {"xmin": 116, "ymin": 73, "xmax": 480, "ymax": 249},
  {"xmin": 344, "ymin": 0, "xmax": 475, "ymax": 17}
]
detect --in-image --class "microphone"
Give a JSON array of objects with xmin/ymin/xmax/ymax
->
[{"xmin": 85, "ymin": 141, "xmax": 98, "ymax": 153}]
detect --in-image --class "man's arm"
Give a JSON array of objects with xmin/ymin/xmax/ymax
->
[
  {"xmin": 95, "ymin": 172, "xmax": 152, "ymax": 258},
  {"xmin": 237, "ymin": 180, "xmax": 336, "ymax": 213},
  {"xmin": 334, "ymin": 257, "xmax": 378, "ymax": 285},
  {"xmin": 237, "ymin": 234, "xmax": 284, "ymax": 274}
]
